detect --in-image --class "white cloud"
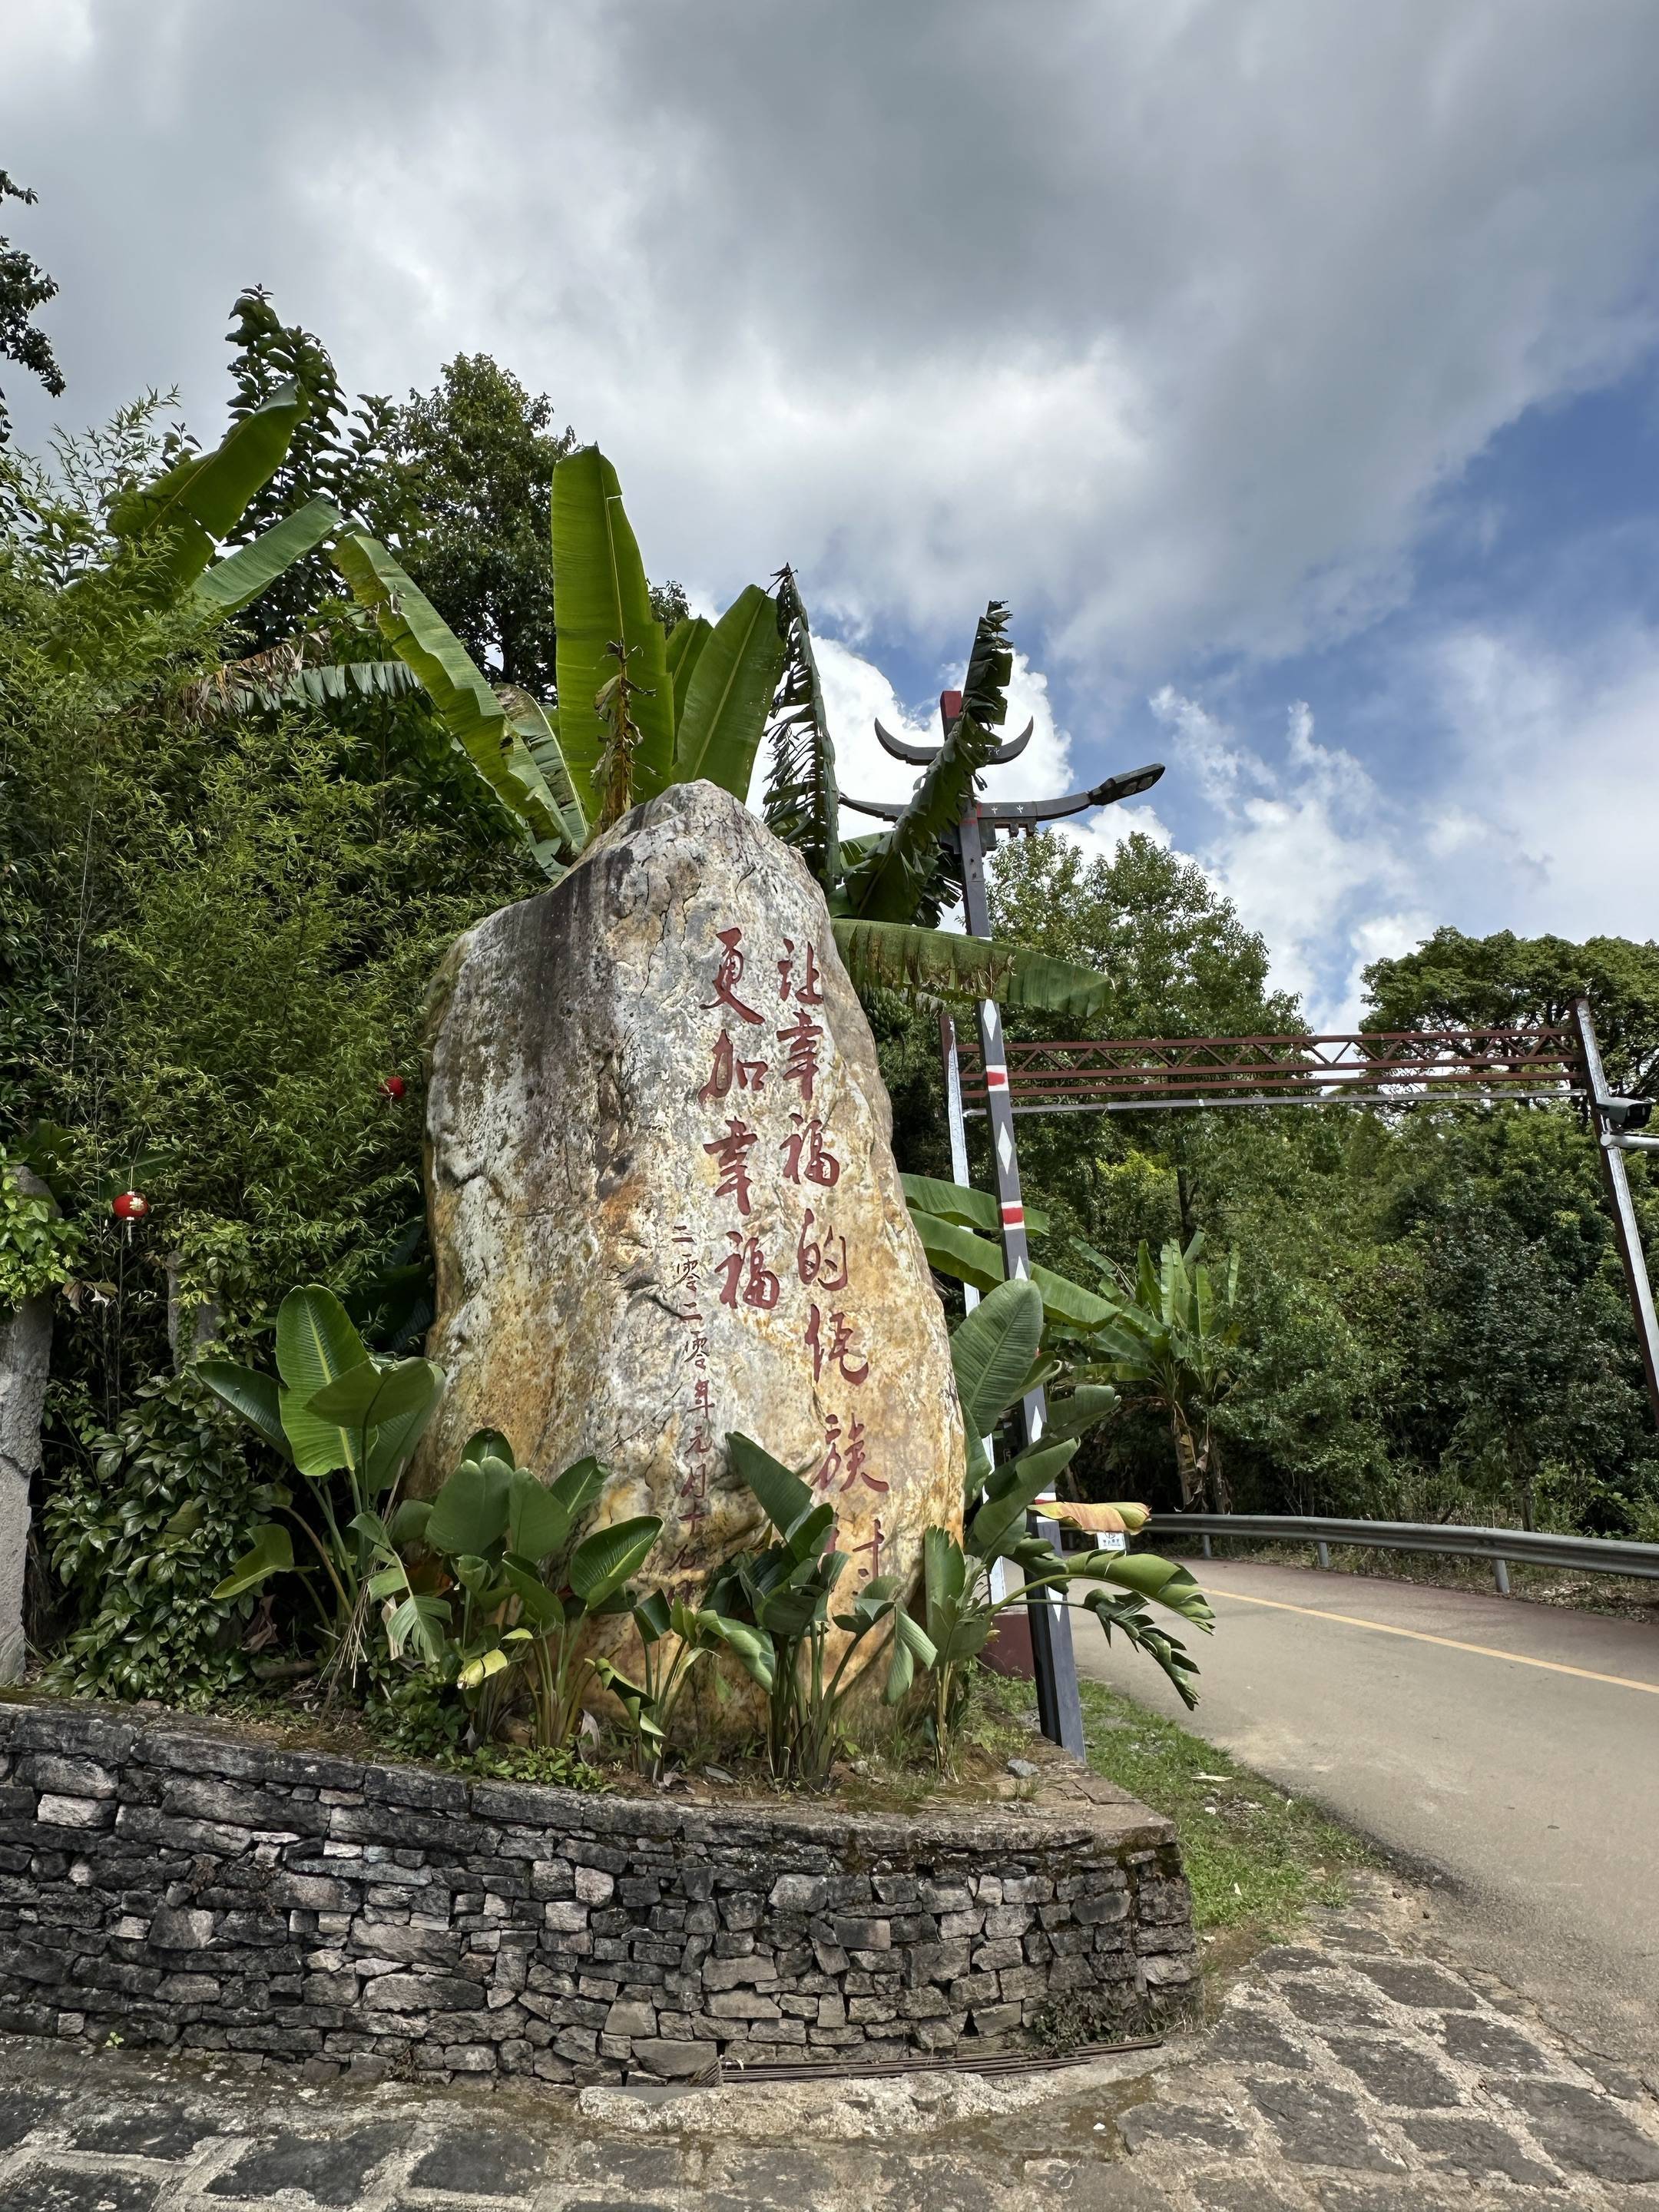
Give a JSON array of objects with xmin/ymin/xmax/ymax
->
[
  {"xmin": 1426, "ymin": 622, "xmax": 1659, "ymax": 942},
  {"xmin": 3, "ymin": 0, "xmax": 1657, "ymax": 687},
  {"xmin": 1148, "ymin": 689, "xmax": 1429, "ymax": 1025}
]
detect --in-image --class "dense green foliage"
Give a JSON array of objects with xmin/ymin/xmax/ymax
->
[
  {"xmin": 41, "ymin": 1369, "xmax": 275, "ymax": 1702},
  {"xmin": 899, "ymin": 833, "xmax": 1659, "ymax": 1538}
]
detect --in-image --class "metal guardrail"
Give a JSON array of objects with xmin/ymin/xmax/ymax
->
[{"xmin": 1144, "ymin": 1512, "xmax": 1659, "ymax": 1596}]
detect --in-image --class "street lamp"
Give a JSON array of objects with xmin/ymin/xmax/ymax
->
[{"xmin": 843, "ymin": 690, "xmax": 1164, "ymax": 1757}]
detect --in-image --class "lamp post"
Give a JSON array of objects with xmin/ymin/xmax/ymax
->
[{"xmin": 844, "ymin": 692, "xmax": 1164, "ymax": 1757}]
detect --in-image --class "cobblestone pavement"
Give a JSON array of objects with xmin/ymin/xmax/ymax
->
[{"xmin": 1, "ymin": 1876, "xmax": 1654, "ymax": 2211}]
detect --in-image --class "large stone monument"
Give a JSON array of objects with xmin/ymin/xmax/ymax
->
[{"xmin": 418, "ymin": 781, "xmax": 965, "ymax": 1654}]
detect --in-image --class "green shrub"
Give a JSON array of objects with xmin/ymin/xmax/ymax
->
[{"xmin": 42, "ymin": 1369, "xmax": 278, "ymax": 1701}]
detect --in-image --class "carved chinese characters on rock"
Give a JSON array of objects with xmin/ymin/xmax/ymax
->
[{"xmin": 688, "ymin": 923, "xmax": 884, "ymax": 1577}]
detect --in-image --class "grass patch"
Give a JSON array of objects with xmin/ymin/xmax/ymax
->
[{"xmin": 1076, "ymin": 1677, "xmax": 1377, "ymax": 1934}]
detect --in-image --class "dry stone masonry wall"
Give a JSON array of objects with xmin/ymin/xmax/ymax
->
[{"xmin": 0, "ymin": 1702, "xmax": 1198, "ymax": 2084}]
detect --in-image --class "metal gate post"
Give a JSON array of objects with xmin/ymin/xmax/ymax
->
[
  {"xmin": 955, "ymin": 807, "xmax": 1085, "ymax": 1758},
  {"xmin": 1573, "ymin": 998, "xmax": 1659, "ymax": 1429}
]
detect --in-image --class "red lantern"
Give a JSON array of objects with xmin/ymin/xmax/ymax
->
[
  {"xmin": 379, "ymin": 1076, "xmax": 407, "ymax": 1102},
  {"xmin": 112, "ymin": 1190, "xmax": 150, "ymax": 1223}
]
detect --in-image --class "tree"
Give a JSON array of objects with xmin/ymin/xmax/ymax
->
[
  {"xmin": 1363, "ymin": 925, "xmax": 1659, "ymax": 1093},
  {"xmin": 372, "ymin": 353, "xmax": 573, "ymax": 694},
  {"xmin": 991, "ymin": 830, "xmax": 1300, "ymax": 1041},
  {"xmin": 0, "ymin": 173, "xmax": 65, "ymax": 445},
  {"xmin": 217, "ymin": 286, "xmax": 392, "ymax": 645}
]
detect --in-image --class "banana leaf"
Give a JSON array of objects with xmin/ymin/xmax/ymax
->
[
  {"xmin": 568, "ymin": 1515, "xmax": 664, "ymax": 1608},
  {"xmin": 673, "ymin": 583, "xmax": 787, "ymax": 799},
  {"xmin": 762, "ymin": 567, "xmax": 840, "ymax": 887},
  {"xmin": 192, "ymin": 495, "xmax": 340, "ymax": 614},
  {"xmin": 902, "ymin": 1173, "xmax": 1050, "ymax": 1239},
  {"xmin": 333, "ymin": 533, "xmax": 577, "ymax": 866},
  {"xmin": 912, "ymin": 1210, "xmax": 1117, "ymax": 1331},
  {"xmin": 886, "ymin": 1607, "xmax": 938, "ymax": 1704},
  {"xmin": 274, "ymin": 1285, "xmax": 372, "ymax": 1478},
  {"xmin": 425, "ymin": 1455, "xmax": 515, "ymax": 1556},
  {"xmin": 210, "ymin": 1521, "xmax": 295, "ymax": 1601},
  {"xmin": 198, "ymin": 1362, "xmax": 289, "ymax": 1460},
  {"xmin": 551, "ymin": 445, "xmax": 674, "ymax": 817},
  {"xmin": 507, "ymin": 1465, "xmax": 573, "ymax": 1562},
  {"xmin": 665, "ymin": 614, "xmax": 714, "ymax": 722},
  {"xmin": 949, "ymin": 1280, "xmax": 1044, "ymax": 1442},
  {"xmin": 105, "ymin": 380, "xmax": 305, "ymax": 596},
  {"xmin": 830, "ymin": 919, "xmax": 1111, "ymax": 1022},
  {"xmin": 967, "ymin": 1439, "xmax": 1077, "ymax": 1563},
  {"xmin": 840, "ymin": 601, "xmax": 1012, "ymax": 925},
  {"xmin": 496, "ymin": 684, "xmax": 588, "ymax": 851},
  {"xmin": 727, "ymin": 1431, "xmax": 816, "ymax": 1541}
]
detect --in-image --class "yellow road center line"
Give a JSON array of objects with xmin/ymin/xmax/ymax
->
[{"xmin": 1214, "ymin": 1588, "xmax": 1659, "ymax": 1696}]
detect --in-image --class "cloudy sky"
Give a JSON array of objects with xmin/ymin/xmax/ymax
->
[{"xmin": 6, "ymin": 0, "xmax": 1659, "ymax": 1023}]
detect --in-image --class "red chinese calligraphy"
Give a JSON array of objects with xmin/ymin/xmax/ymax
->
[
  {"xmin": 813, "ymin": 1412, "xmax": 886, "ymax": 1495},
  {"xmin": 804, "ymin": 1302, "xmax": 869, "ymax": 1387},
  {"xmin": 703, "ymin": 1117, "xmax": 757, "ymax": 1216},
  {"xmin": 697, "ymin": 1028, "xmax": 768, "ymax": 1104},
  {"xmin": 843, "ymin": 1515, "xmax": 886, "ymax": 1582},
  {"xmin": 777, "ymin": 1009, "xmax": 824, "ymax": 1104},
  {"xmin": 796, "ymin": 1209, "xmax": 849, "ymax": 1292},
  {"xmin": 705, "ymin": 926, "xmax": 763, "ymax": 1025},
  {"xmin": 717, "ymin": 1232, "xmax": 781, "ymax": 1310},
  {"xmin": 777, "ymin": 938, "xmax": 826, "ymax": 1005},
  {"xmin": 781, "ymin": 1112, "xmax": 840, "ymax": 1187}
]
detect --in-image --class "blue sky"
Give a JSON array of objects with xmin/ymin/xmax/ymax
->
[{"xmin": 5, "ymin": 0, "xmax": 1659, "ymax": 1025}]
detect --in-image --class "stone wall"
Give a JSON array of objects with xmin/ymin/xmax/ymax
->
[{"xmin": 0, "ymin": 1700, "xmax": 1198, "ymax": 2085}]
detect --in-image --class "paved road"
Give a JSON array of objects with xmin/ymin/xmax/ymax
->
[{"xmin": 1071, "ymin": 1558, "xmax": 1659, "ymax": 2071}]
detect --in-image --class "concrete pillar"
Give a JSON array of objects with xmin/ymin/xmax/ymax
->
[{"xmin": 0, "ymin": 1169, "xmax": 55, "ymax": 1682}]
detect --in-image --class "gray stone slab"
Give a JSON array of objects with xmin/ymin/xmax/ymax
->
[
  {"xmin": 1399, "ymin": 2113, "xmax": 1559, "ymax": 2185},
  {"xmin": 562, "ymin": 2137, "xmax": 690, "ymax": 2196},
  {"xmin": 1322, "ymin": 2034, "xmax": 1463, "ymax": 2108},
  {"xmin": 68, "ymin": 2101, "xmax": 223, "ymax": 2159},
  {"xmin": 203, "ymin": 2121, "xmax": 405, "ymax": 2204},
  {"xmin": 0, "ymin": 2170, "xmax": 159, "ymax": 2212},
  {"xmin": 1305, "ymin": 2185, "xmax": 1465, "ymax": 2212},
  {"xmin": 1206, "ymin": 2007, "xmax": 1312, "ymax": 2071},
  {"xmin": 1495, "ymin": 2077, "xmax": 1659, "ymax": 2183},
  {"xmin": 409, "ymin": 2127, "xmax": 548, "ymax": 2195},
  {"xmin": 1120, "ymin": 2100, "xmax": 1252, "ymax": 2154},
  {"xmin": 1192, "ymin": 2171, "xmax": 1311, "ymax": 2210},
  {"xmin": 1435, "ymin": 2011, "xmax": 1554, "ymax": 2072},
  {"xmin": 1250, "ymin": 2078, "xmax": 1401, "ymax": 2171},
  {"xmin": 0, "ymin": 2091, "xmax": 57, "ymax": 2151},
  {"xmin": 1062, "ymin": 2173, "xmax": 1179, "ymax": 2211},
  {"xmin": 1253, "ymin": 1947, "xmax": 1331, "ymax": 1975},
  {"xmin": 1350, "ymin": 1960, "xmax": 1479, "ymax": 2011},
  {"xmin": 707, "ymin": 2144, "xmax": 876, "ymax": 2205},
  {"xmin": 1278, "ymin": 1979, "xmax": 1389, "ymax": 2032}
]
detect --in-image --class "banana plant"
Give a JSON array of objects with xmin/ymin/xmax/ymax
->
[
  {"xmin": 331, "ymin": 442, "xmax": 789, "ymax": 870},
  {"xmin": 1080, "ymin": 1234, "xmax": 1243, "ymax": 1512},
  {"xmin": 51, "ymin": 382, "xmax": 343, "ymax": 659},
  {"xmin": 704, "ymin": 1432, "xmax": 929, "ymax": 1786},
  {"xmin": 368, "ymin": 1431, "xmax": 664, "ymax": 1753},
  {"xmin": 334, "ymin": 451, "xmax": 1114, "ymax": 1022},
  {"xmin": 918, "ymin": 1277, "xmax": 1212, "ymax": 1767},
  {"xmin": 199, "ymin": 1284, "xmax": 442, "ymax": 1640},
  {"xmin": 591, "ymin": 1589, "xmax": 773, "ymax": 1778},
  {"xmin": 760, "ymin": 596, "xmax": 1117, "ymax": 1021}
]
